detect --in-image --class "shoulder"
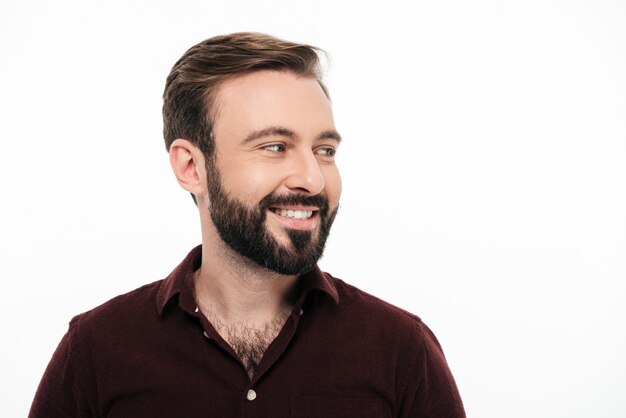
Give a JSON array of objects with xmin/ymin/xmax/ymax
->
[
  {"xmin": 323, "ymin": 274, "xmax": 465, "ymax": 414},
  {"xmin": 327, "ymin": 273, "xmax": 422, "ymax": 323},
  {"xmin": 68, "ymin": 279, "xmax": 166, "ymax": 339},
  {"xmin": 319, "ymin": 273, "xmax": 457, "ymax": 384},
  {"xmin": 322, "ymin": 272, "xmax": 432, "ymax": 346}
]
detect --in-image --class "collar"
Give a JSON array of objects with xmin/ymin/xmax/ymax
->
[{"xmin": 156, "ymin": 245, "xmax": 339, "ymax": 316}]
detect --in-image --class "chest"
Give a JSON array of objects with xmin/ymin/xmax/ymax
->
[
  {"xmin": 98, "ymin": 342, "xmax": 391, "ymax": 418},
  {"xmin": 92, "ymin": 310, "xmax": 398, "ymax": 417}
]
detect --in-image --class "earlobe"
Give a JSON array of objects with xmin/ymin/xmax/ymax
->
[{"xmin": 169, "ymin": 139, "xmax": 206, "ymax": 197}]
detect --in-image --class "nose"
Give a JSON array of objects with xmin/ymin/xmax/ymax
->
[{"xmin": 284, "ymin": 149, "xmax": 325, "ymax": 195}]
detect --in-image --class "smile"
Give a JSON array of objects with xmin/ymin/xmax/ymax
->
[{"xmin": 270, "ymin": 209, "xmax": 314, "ymax": 220}]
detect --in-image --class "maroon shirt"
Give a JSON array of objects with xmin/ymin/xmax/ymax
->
[{"xmin": 30, "ymin": 246, "xmax": 465, "ymax": 417}]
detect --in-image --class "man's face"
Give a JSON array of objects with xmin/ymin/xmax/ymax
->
[{"xmin": 206, "ymin": 70, "xmax": 342, "ymax": 275}]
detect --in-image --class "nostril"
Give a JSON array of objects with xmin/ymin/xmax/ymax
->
[{"xmin": 292, "ymin": 186, "xmax": 314, "ymax": 194}]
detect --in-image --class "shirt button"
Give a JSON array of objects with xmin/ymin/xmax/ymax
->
[
  {"xmin": 203, "ymin": 331, "xmax": 210, "ymax": 339},
  {"xmin": 299, "ymin": 309, "xmax": 304, "ymax": 316},
  {"xmin": 246, "ymin": 389, "xmax": 257, "ymax": 401}
]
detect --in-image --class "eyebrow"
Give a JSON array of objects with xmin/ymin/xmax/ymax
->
[
  {"xmin": 241, "ymin": 125, "xmax": 342, "ymax": 144},
  {"xmin": 318, "ymin": 130, "xmax": 342, "ymax": 143}
]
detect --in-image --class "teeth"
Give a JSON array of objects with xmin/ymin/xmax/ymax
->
[{"xmin": 273, "ymin": 209, "xmax": 313, "ymax": 220}]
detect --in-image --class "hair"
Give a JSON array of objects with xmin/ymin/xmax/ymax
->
[{"xmin": 162, "ymin": 32, "xmax": 329, "ymax": 158}]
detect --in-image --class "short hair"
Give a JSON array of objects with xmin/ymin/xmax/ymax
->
[{"xmin": 162, "ymin": 32, "xmax": 329, "ymax": 157}]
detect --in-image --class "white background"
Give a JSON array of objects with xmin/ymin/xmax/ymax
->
[{"xmin": 1, "ymin": 1, "xmax": 625, "ymax": 417}]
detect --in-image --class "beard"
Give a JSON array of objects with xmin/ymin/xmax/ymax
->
[{"xmin": 205, "ymin": 162, "xmax": 338, "ymax": 276}]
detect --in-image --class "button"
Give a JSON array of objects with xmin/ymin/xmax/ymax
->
[
  {"xmin": 246, "ymin": 389, "xmax": 257, "ymax": 401},
  {"xmin": 194, "ymin": 306, "xmax": 199, "ymax": 313},
  {"xmin": 203, "ymin": 331, "xmax": 210, "ymax": 339},
  {"xmin": 299, "ymin": 309, "xmax": 304, "ymax": 316}
]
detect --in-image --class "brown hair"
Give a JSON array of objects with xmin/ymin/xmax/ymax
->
[{"xmin": 162, "ymin": 32, "xmax": 329, "ymax": 157}]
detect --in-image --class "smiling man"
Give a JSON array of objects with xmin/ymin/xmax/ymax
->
[{"xmin": 30, "ymin": 33, "xmax": 465, "ymax": 417}]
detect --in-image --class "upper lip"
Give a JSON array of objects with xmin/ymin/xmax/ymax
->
[{"xmin": 269, "ymin": 205, "xmax": 319, "ymax": 211}]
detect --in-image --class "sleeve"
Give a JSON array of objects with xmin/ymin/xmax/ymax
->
[
  {"xmin": 29, "ymin": 317, "xmax": 95, "ymax": 418},
  {"xmin": 397, "ymin": 320, "xmax": 466, "ymax": 418}
]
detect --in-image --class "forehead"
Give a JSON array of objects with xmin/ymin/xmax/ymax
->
[{"xmin": 212, "ymin": 70, "xmax": 335, "ymax": 140}]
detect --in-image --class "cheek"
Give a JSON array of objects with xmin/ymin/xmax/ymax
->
[
  {"xmin": 324, "ymin": 167, "xmax": 342, "ymax": 205},
  {"xmin": 221, "ymin": 162, "xmax": 285, "ymax": 200}
]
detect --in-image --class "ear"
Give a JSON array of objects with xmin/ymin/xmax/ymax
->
[{"xmin": 169, "ymin": 139, "xmax": 207, "ymax": 198}]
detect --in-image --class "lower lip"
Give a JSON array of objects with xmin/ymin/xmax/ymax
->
[{"xmin": 267, "ymin": 210, "xmax": 319, "ymax": 231}]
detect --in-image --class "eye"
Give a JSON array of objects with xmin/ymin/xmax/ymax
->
[
  {"xmin": 315, "ymin": 146, "xmax": 337, "ymax": 158},
  {"xmin": 263, "ymin": 143, "xmax": 286, "ymax": 153}
]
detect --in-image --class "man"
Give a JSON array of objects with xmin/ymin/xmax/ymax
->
[{"xmin": 30, "ymin": 32, "xmax": 465, "ymax": 417}]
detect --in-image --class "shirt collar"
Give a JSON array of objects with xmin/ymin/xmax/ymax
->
[{"xmin": 156, "ymin": 245, "xmax": 339, "ymax": 316}]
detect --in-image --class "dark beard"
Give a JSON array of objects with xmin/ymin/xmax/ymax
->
[{"xmin": 206, "ymin": 163, "xmax": 338, "ymax": 275}]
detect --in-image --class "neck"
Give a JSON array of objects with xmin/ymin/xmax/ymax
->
[{"xmin": 194, "ymin": 218, "xmax": 299, "ymax": 324}]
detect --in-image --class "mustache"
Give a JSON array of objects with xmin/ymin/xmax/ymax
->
[{"xmin": 259, "ymin": 193, "xmax": 330, "ymax": 216}]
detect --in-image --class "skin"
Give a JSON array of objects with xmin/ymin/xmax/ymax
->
[{"xmin": 168, "ymin": 70, "xmax": 342, "ymax": 335}]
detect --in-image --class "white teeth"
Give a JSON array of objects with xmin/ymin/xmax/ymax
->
[{"xmin": 273, "ymin": 209, "xmax": 313, "ymax": 220}]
